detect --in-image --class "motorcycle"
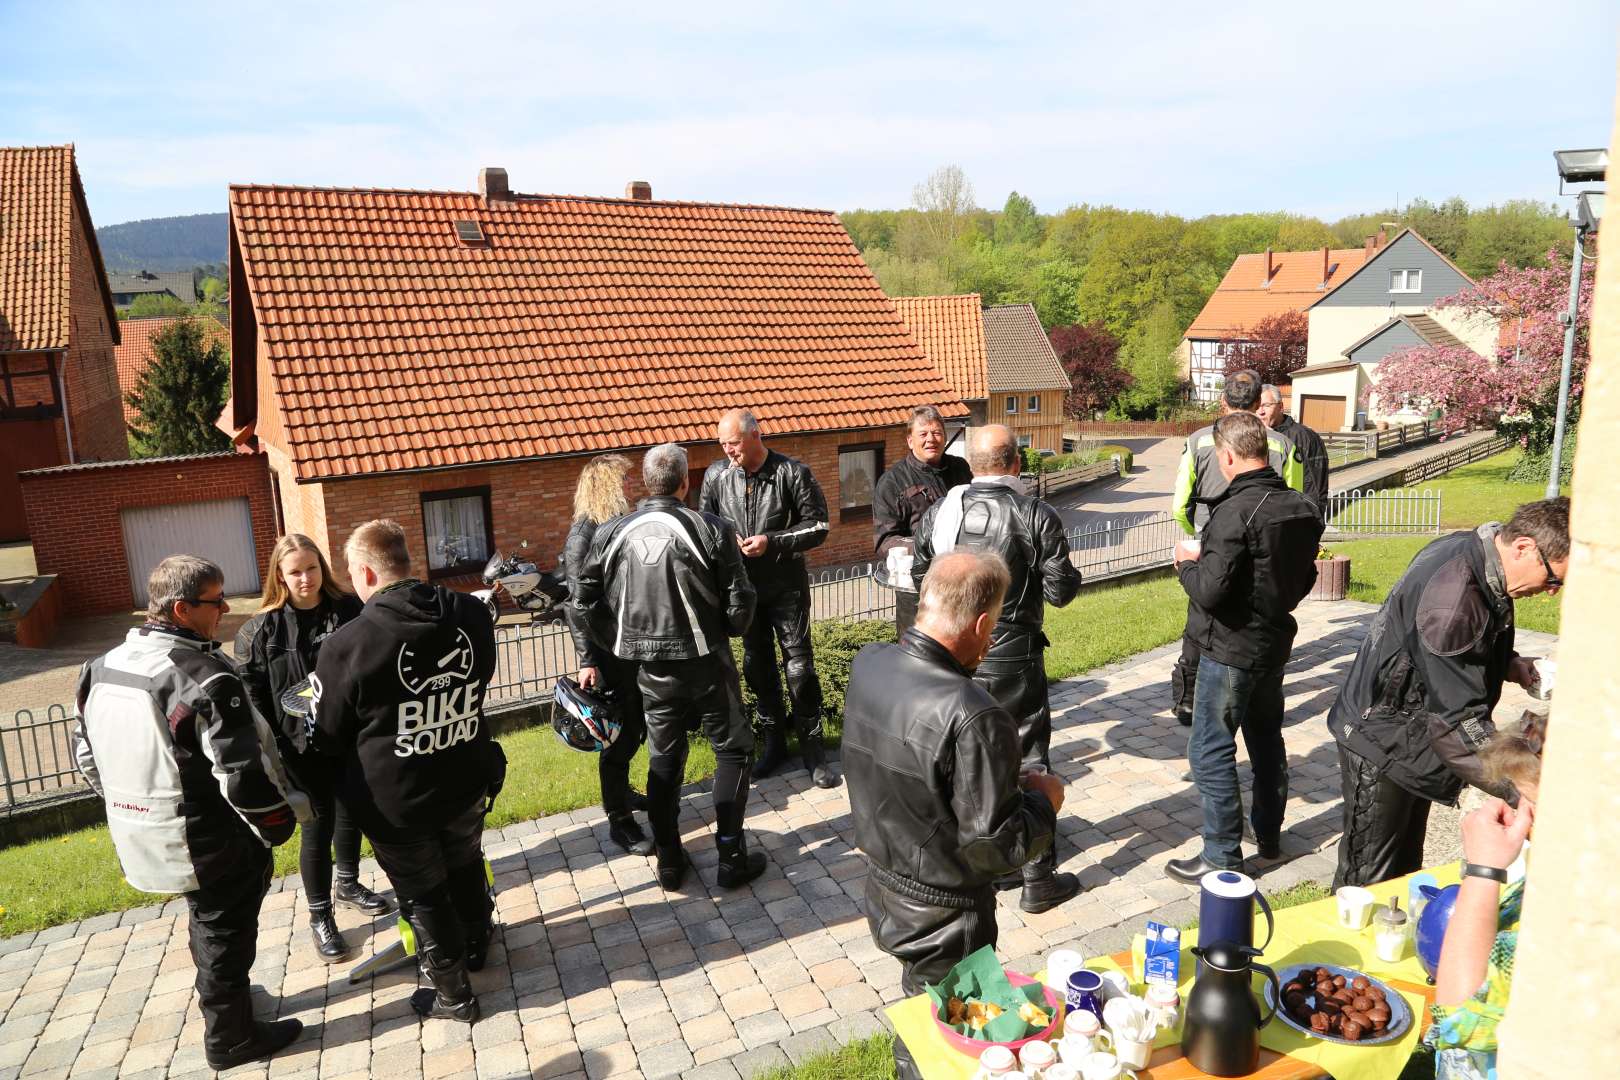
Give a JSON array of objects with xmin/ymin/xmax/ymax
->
[{"xmin": 473, "ymin": 541, "xmax": 569, "ymax": 625}]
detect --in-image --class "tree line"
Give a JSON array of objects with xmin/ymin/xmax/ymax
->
[{"xmin": 843, "ymin": 166, "xmax": 1574, "ymax": 417}]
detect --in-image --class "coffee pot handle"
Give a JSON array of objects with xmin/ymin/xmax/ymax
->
[
  {"xmin": 1254, "ymin": 890, "xmax": 1275, "ymax": 953},
  {"xmin": 1253, "ymin": 960, "xmax": 1281, "ymax": 1028}
]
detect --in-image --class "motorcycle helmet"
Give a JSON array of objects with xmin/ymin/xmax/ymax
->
[{"xmin": 551, "ymin": 675, "xmax": 622, "ymax": 753}]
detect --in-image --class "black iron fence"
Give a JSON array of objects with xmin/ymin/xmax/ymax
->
[{"xmin": 1, "ymin": 704, "xmax": 82, "ymax": 814}]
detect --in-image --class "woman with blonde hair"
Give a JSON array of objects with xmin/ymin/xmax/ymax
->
[
  {"xmin": 234, "ymin": 535, "xmax": 390, "ymax": 962},
  {"xmin": 563, "ymin": 454, "xmax": 653, "ymax": 855}
]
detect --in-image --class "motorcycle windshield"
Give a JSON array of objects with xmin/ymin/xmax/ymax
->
[{"xmin": 481, "ymin": 552, "xmax": 504, "ymax": 582}]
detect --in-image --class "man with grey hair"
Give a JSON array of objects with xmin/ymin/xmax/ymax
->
[
  {"xmin": 577, "ymin": 443, "xmax": 762, "ymax": 890},
  {"xmin": 701, "ymin": 407, "xmax": 837, "ymax": 787},
  {"xmin": 1258, "ymin": 384, "xmax": 1328, "ymax": 520},
  {"xmin": 74, "ymin": 556, "xmax": 304, "ymax": 1070},
  {"xmin": 844, "ymin": 550, "xmax": 1064, "ymax": 1028},
  {"xmin": 912, "ymin": 424, "xmax": 1083, "ymax": 913}
]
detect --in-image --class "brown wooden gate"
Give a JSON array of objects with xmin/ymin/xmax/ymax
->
[
  {"xmin": 0, "ymin": 420, "xmax": 62, "ymax": 540},
  {"xmin": 1300, "ymin": 395, "xmax": 1347, "ymax": 433}
]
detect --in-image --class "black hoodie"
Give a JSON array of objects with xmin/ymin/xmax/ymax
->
[{"xmin": 312, "ymin": 580, "xmax": 498, "ymax": 840}]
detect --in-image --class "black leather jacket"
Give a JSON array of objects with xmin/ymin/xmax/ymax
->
[
  {"xmin": 1275, "ymin": 414, "xmax": 1330, "ymax": 521},
  {"xmin": 700, "ymin": 450, "xmax": 829, "ymax": 580},
  {"xmin": 843, "ymin": 629, "xmax": 1056, "ymax": 897},
  {"xmin": 1329, "ymin": 525, "xmax": 1520, "ymax": 804},
  {"xmin": 562, "ymin": 517, "xmax": 608, "ymax": 669},
  {"xmin": 873, "ymin": 453, "xmax": 973, "ymax": 555},
  {"xmin": 234, "ymin": 594, "xmax": 363, "ymax": 751},
  {"xmin": 911, "ymin": 480, "xmax": 1082, "ymax": 636},
  {"xmin": 572, "ymin": 496, "xmax": 756, "ymax": 662},
  {"xmin": 1177, "ymin": 467, "xmax": 1323, "ymax": 671}
]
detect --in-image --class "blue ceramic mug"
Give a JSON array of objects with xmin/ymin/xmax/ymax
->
[{"xmin": 1066, "ymin": 969, "xmax": 1105, "ymax": 1022}]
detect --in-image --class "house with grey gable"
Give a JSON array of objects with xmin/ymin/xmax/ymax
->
[
  {"xmin": 106, "ymin": 269, "xmax": 197, "ymax": 309},
  {"xmin": 1289, "ymin": 228, "xmax": 1496, "ymax": 431}
]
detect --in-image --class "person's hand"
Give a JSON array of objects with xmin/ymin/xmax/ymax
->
[
  {"xmin": 1026, "ymin": 771, "xmax": 1065, "ymax": 813},
  {"xmin": 1174, "ymin": 539, "xmax": 1201, "ymax": 566},
  {"xmin": 1461, "ymin": 797, "xmax": 1534, "ymax": 870},
  {"xmin": 578, "ymin": 666, "xmax": 599, "ymax": 690},
  {"xmin": 738, "ymin": 534, "xmax": 770, "ymax": 558},
  {"xmin": 1507, "ymin": 655, "xmax": 1538, "ymax": 690}
]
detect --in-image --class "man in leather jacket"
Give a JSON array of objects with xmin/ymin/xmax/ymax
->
[
  {"xmin": 844, "ymin": 550, "xmax": 1064, "ymax": 1003},
  {"xmin": 873, "ymin": 405, "xmax": 972, "ymax": 634},
  {"xmin": 1165, "ymin": 413, "xmax": 1323, "ymax": 884},
  {"xmin": 1329, "ymin": 498, "xmax": 1568, "ymax": 887},
  {"xmin": 313, "ymin": 520, "xmax": 500, "ymax": 1025},
  {"xmin": 575, "ymin": 443, "xmax": 764, "ymax": 890},
  {"xmin": 1259, "ymin": 384, "xmax": 1328, "ymax": 521},
  {"xmin": 912, "ymin": 424, "xmax": 1083, "ymax": 913},
  {"xmin": 74, "ymin": 556, "xmax": 304, "ymax": 1070},
  {"xmin": 700, "ymin": 408, "xmax": 838, "ymax": 788}
]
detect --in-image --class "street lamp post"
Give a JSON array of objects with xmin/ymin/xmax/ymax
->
[{"xmin": 1547, "ymin": 152, "xmax": 1607, "ymax": 498}]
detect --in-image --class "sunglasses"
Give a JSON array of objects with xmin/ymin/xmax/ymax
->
[
  {"xmin": 1534, "ymin": 546, "xmax": 1563, "ymax": 591},
  {"xmin": 186, "ymin": 596, "xmax": 228, "ymax": 608}
]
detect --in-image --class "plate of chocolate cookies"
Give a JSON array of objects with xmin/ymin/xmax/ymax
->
[{"xmin": 1264, "ymin": 964, "xmax": 1413, "ymax": 1046}]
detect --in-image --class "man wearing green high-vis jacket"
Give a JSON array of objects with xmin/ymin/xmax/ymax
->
[{"xmin": 1168, "ymin": 369, "xmax": 1304, "ymax": 728}]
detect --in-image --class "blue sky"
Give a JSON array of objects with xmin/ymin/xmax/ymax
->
[{"xmin": 3, "ymin": 0, "xmax": 1617, "ymax": 227}]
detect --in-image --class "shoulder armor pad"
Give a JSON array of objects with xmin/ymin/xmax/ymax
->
[{"xmin": 1416, "ymin": 557, "xmax": 1488, "ymax": 657}]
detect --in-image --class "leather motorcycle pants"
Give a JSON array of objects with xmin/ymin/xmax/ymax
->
[
  {"xmin": 864, "ymin": 872, "xmax": 998, "ymax": 998},
  {"xmin": 741, "ymin": 565, "xmax": 824, "ymax": 739},
  {"xmin": 1331, "ymin": 743, "xmax": 1431, "ymax": 889},
  {"xmin": 186, "ymin": 844, "xmax": 274, "ymax": 1058},
  {"xmin": 639, "ymin": 652, "xmax": 754, "ymax": 849},
  {"xmin": 974, "ymin": 629, "xmax": 1057, "ymax": 876},
  {"xmin": 595, "ymin": 657, "xmax": 647, "ymax": 821},
  {"xmin": 371, "ymin": 798, "xmax": 489, "ymax": 969}
]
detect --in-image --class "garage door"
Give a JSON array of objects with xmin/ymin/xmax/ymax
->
[
  {"xmin": 1300, "ymin": 395, "xmax": 1347, "ymax": 433},
  {"xmin": 121, "ymin": 498, "xmax": 261, "ymax": 607}
]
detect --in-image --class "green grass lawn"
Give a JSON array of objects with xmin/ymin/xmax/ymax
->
[
  {"xmin": 1043, "ymin": 570, "xmax": 1189, "ymax": 681},
  {"xmin": 1327, "ymin": 448, "xmax": 1566, "ymax": 634}
]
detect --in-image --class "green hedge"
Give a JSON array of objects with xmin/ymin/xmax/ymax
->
[
  {"xmin": 731, "ymin": 618, "xmax": 896, "ymax": 738},
  {"xmin": 1094, "ymin": 444, "xmax": 1133, "ymax": 475}
]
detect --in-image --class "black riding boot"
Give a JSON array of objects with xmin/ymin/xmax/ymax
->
[
  {"xmin": 401, "ymin": 896, "xmax": 479, "ymax": 1023},
  {"xmin": 799, "ymin": 731, "xmax": 840, "ymax": 789},
  {"xmin": 333, "ymin": 875, "xmax": 393, "ymax": 917},
  {"xmin": 308, "ymin": 906, "xmax": 352, "ymax": 963},
  {"xmin": 446, "ymin": 861, "xmax": 495, "ymax": 973},
  {"xmin": 717, "ymin": 831, "xmax": 767, "ymax": 889},
  {"xmin": 608, "ymin": 814, "xmax": 654, "ymax": 856},
  {"xmin": 752, "ymin": 719, "xmax": 790, "ymax": 779}
]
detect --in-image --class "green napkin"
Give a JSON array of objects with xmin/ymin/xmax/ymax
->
[{"xmin": 924, "ymin": 945, "xmax": 1050, "ymax": 1042}]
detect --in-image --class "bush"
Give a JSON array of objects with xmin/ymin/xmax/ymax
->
[
  {"xmin": 1504, "ymin": 423, "xmax": 1576, "ymax": 486},
  {"xmin": 1094, "ymin": 444, "xmax": 1133, "ymax": 475},
  {"xmin": 731, "ymin": 618, "xmax": 896, "ymax": 738}
]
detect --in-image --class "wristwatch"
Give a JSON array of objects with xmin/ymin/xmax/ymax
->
[{"xmin": 1461, "ymin": 862, "xmax": 1509, "ymax": 883}]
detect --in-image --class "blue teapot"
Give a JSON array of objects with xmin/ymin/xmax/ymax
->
[{"xmin": 1415, "ymin": 883, "xmax": 1461, "ymax": 981}]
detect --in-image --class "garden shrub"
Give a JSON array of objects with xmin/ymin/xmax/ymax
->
[{"xmin": 731, "ymin": 618, "xmax": 896, "ymax": 737}]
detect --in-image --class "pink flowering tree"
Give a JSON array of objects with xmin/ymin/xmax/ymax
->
[{"xmin": 1369, "ymin": 249, "xmax": 1594, "ymax": 452}]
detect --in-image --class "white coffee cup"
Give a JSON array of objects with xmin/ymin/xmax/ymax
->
[
  {"xmin": 976, "ymin": 1044, "xmax": 1016, "ymax": 1078},
  {"xmin": 1081, "ymin": 1051, "xmax": 1138, "ymax": 1080},
  {"xmin": 1529, "ymin": 657, "xmax": 1557, "ymax": 700},
  {"xmin": 1046, "ymin": 949, "xmax": 1085, "ymax": 995},
  {"xmin": 1057, "ymin": 1028, "xmax": 1112, "ymax": 1063},
  {"xmin": 1176, "ymin": 539, "xmax": 1202, "ymax": 562},
  {"xmin": 1064, "ymin": 1009, "xmax": 1107, "ymax": 1040},
  {"xmin": 1337, "ymin": 885, "xmax": 1376, "ymax": 929},
  {"xmin": 1112, "ymin": 1032, "xmax": 1152, "ymax": 1070},
  {"xmin": 1097, "ymin": 969, "xmax": 1131, "ymax": 1003},
  {"xmin": 1020, "ymin": 1039, "xmax": 1057, "ymax": 1074},
  {"xmin": 1047, "ymin": 1065, "xmax": 1080, "ymax": 1080}
]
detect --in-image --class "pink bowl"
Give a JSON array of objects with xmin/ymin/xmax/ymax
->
[{"xmin": 933, "ymin": 971, "xmax": 1064, "ymax": 1057}]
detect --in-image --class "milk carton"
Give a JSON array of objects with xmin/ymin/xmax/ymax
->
[{"xmin": 1143, "ymin": 922, "xmax": 1181, "ymax": 991}]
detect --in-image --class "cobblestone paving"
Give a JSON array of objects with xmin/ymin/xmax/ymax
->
[{"xmin": 0, "ymin": 600, "xmax": 1552, "ymax": 1080}]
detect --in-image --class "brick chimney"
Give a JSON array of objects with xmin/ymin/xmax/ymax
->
[
  {"xmin": 1322, "ymin": 245, "xmax": 1330, "ymax": 284},
  {"xmin": 1364, "ymin": 234, "xmax": 1376, "ymax": 256},
  {"xmin": 479, "ymin": 167, "xmax": 510, "ymax": 201},
  {"xmin": 1263, "ymin": 247, "xmax": 1274, "ymax": 282},
  {"xmin": 1376, "ymin": 226, "xmax": 1388, "ymax": 248},
  {"xmin": 625, "ymin": 180, "xmax": 653, "ymax": 201}
]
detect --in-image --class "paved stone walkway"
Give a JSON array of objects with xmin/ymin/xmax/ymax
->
[{"xmin": 0, "ymin": 600, "xmax": 1551, "ymax": 1080}]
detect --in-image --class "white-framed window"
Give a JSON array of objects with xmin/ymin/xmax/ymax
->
[
  {"xmin": 1017, "ymin": 435, "xmax": 1032, "ymax": 450},
  {"xmin": 1389, "ymin": 269, "xmax": 1422, "ymax": 293},
  {"xmin": 1027, "ymin": 394, "xmax": 1040, "ymax": 413},
  {"xmin": 1004, "ymin": 394, "xmax": 1018, "ymax": 414}
]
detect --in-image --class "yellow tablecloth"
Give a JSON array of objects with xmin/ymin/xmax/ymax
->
[{"xmin": 885, "ymin": 863, "xmax": 1459, "ymax": 1080}]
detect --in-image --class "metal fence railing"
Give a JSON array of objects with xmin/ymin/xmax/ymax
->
[
  {"xmin": 1320, "ymin": 420, "xmax": 1454, "ymax": 471},
  {"xmin": 1, "ymin": 704, "xmax": 84, "ymax": 814},
  {"xmin": 1065, "ymin": 512, "xmax": 1181, "ymax": 582},
  {"xmin": 1324, "ymin": 489, "xmax": 1445, "ymax": 535}
]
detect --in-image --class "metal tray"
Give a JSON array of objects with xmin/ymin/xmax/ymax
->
[{"xmin": 1264, "ymin": 963, "xmax": 1414, "ymax": 1046}]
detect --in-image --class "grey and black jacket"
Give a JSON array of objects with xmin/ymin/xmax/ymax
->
[
  {"xmin": 73, "ymin": 624, "xmax": 302, "ymax": 895},
  {"xmin": 1173, "ymin": 422, "xmax": 1304, "ymax": 535},
  {"xmin": 572, "ymin": 495, "xmax": 755, "ymax": 662},
  {"xmin": 1328, "ymin": 524, "xmax": 1521, "ymax": 804},
  {"xmin": 700, "ymin": 449, "xmax": 829, "ymax": 580},
  {"xmin": 842, "ymin": 628, "xmax": 1056, "ymax": 899}
]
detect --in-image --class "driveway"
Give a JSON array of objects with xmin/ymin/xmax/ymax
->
[{"xmin": 1048, "ymin": 437, "xmax": 1183, "ymax": 529}]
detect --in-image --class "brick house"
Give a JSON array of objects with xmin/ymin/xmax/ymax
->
[
  {"xmin": 891, "ymin": 296, "xmax": 1070, "ymax": 453},
  {"xmin": 113, "ymin": 314, "xmax": 229, "ymax": 424},
  {"xmin": 0, "ymin": 145, "xmax": 127, "ymax": 541},
  {"xmin": 223, "ymin": 169, "xmax": 967, "ymax": 582}
]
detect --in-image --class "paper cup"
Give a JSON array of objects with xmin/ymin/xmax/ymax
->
[
  {"xmin": 1336, "ymin": 885, "xmax": 1376, "ymax": 930},
  {"xmin": 1529, "ymin": 658, "xmax": 1557, "ymax": 700}
]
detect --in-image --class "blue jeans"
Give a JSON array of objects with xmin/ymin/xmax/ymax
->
[{"xmin": 1187, "ymin": 654, "xmax": 1288, "ymax": 868}]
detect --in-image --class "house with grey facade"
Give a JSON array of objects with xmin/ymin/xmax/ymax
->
[{"xmin": 1289, "ymin": 228, "xmax": 1495, "ymax": 431}]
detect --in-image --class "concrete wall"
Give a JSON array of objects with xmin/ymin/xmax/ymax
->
[{"xmin": 1498, "ymin": 72, "xmax": 1620, "ymax": 1078}]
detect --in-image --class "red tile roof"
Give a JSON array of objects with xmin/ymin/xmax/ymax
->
[
  {"xmin": 228, "ymin": 185, "xmax": 968, "ymax": 481},
  {"xmin": 982, "ymin": 304, "xmax": 1069, "ymax": 393},
  {"xmin": 115, "ymin": 315, "xmax": 229, "ymax": 422},
  {"xmin": 1, "ymin": 146, "xmax": 75, "ymax": 353},
  {"xmin": 1184, "ymin": 246, "xmax": 1372, "ymax": 341},
  {"xmin": 890, "ymin": 294, "xmax": 988, "ymax": 402}
]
